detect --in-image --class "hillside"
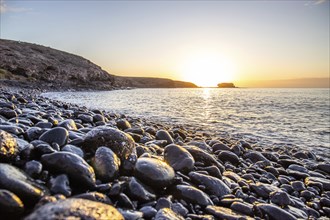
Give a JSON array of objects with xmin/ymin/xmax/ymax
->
[
  {"xmin": 115, "ymin": 76, "xmax": 198, "ymax": 88},
  {"xmin": 0, "ymin": 39, "xmax": 197, "ymax": 90}
]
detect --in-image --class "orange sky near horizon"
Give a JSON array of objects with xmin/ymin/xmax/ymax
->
[{"xmin": 1, "ymin": 1, "xmax": 329, "ymax": 87}]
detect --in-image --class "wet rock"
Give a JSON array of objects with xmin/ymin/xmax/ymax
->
[
  {"xmin": 244, "ymin": 151, "xmax": 270, "ymax": 164},
  {"xmin": 212, "ymin": 142, "xmax": 231, "ymax": 152},
  {"xmin": 140, "ymin": 206, "xmax": 157, "ymax": 218},
  {"xmin": 278, "ymin": 159, "xmax": 301, "ymax": 169},
  {"xmin": 0, "ymin": 124, "xmax": 24, "ymax": 135},
  {"xmin": 164, "ymin": 144, "xmax": 195, "ymax": 172},
  {"xmin": 83, "ymin": 126, "xmax": 135, "ymax": 160},
  {"xmin": 35, "ymin": 121, "xmax": 53, "ymax": 128},
  {"xmin": 270, "ymin": 191, "xmax": 291, "ymax": 207},
  {"xmin": 127, "ymin": 177, "xmax": 156, "ymax": 202},
  {"xmin": 39, "ymin": 127, "xmax": 69, "ymax": 147},
  {"xmin": 49, "ymin": 174, "xmax": 71, "ymax": 197},
  {"xmin": 0, "ymin": 129, "xmax": 18, "ymax": 162},
  {"xmin": 172, "ymin": 202, "xmax": 189, "ymax": 217},
  {"xmin": 317, "ymin": 163, "xmax": 330, "ymax": 174},
  {"xmin": 156, "ymin": 129, "xmax": 174, "ymax": 144},
  {"xmin": 78, "ymin": 114, "xmax": 93, "ymax": 124},
  {"xmin": 73, "ymin": 192, "xmax": 111, "ymax": 204},
  {"xmin": 218, "ymin": 151, "xmax": 240, "ymax": 165},
  {"xmin": 117, "ymin": 119, "xmax": 131, "ymax": 130},
  {"xmin": 24, "ymin": 160, "xmax": 42, "ymax": 178},
  {"xmin": 25, "ymin": 198, "xmax": 124, "ymax": 220},
  {"xmin": 0, "ymin": 189, "xmax": 24, "ymax": 218},
  {"xmin": 173, "ymin": 185, "xmax": 213, "ymax": 207},
  {"xmin": 206, "ymin": 205, "xmax": 253, "ymax": 220},
  {"xmin": 25, "ymin": 127, "xmax": 46, "ymax": 141},
  {"xmin": 155, "ymin": 197, "xmax": 172, "ymax": 210},
  {"xmin": 57, "ymin": 119, "xmax": 77, "ymax": 131},
  {"xmin": 189, "ymin": 172, "xmax": 231, "ymax": 198},
  {"xmin": 61, "ymin": 144, "xmax": 84, "ymax": 158},
  {"xmin": 230, "ymin": 201, "xmax": 254, "ymax": 216},
  {"xmin": 155, "ymin": 208, "xmax": 184, "ymax": 220},
  {"xmin": 183, "ymin": 145, "xmax": 225, "ymax": 173},
  {"xmin": 0, "ymin": 107, "xmax": 17, "ymax": 119},
  {"xmin": 291, "ymin": 181, "xmax": 305, "ymax": 192},
  {"xmin": 118, "ymin": 208, "xmax": 143, "ymax": 220},
  {"xmin": 91, "ymin": 147, "xmax": 120, "ymax": 182},
  {"xmin": 254, "ymin": 203, "xmax": 296, "ymax": 220},
  {"xmin": 117, "ymin": 193, "xmax": 135, "ymax": 209},
  {"xmin": 41, "ymin": 152, "xmax": 96, "ymax": 189},
  {"xmin": 0, "ymin": 163, "xmax": 47, "ymax": 205},
  {"xmin": 135, "ymin": 157, "xmax": 175, "ymax": 188},
  {"xmin": 250, "ymin": 182, "xmax": 280, "ymax": 199},
  {"xmin": 305, "ymin": 176, "xmax": 330, "ymax": 191}
]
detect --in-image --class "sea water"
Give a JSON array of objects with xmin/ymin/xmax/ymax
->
[{"xmin": 43, "ymin": 88, "xmax": 330, "ymax": 157}]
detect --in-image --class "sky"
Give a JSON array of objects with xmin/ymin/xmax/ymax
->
[{"xmin": 0, "ymin": 0, "xmax": 329, "ymax": 87}]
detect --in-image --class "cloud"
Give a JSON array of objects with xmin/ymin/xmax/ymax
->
[{"xmin": 0, "ymin": 0, "xmax": 32, "ymax": 13}]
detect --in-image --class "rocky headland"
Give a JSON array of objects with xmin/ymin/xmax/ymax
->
[{"xmin": 0, "ymin": 39, "xmax": 197, "ymax": 91}]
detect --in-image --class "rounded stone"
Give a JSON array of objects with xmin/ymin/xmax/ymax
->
[
  {"xmin": 164, "ymin": 144, "xmax": 195, "ymax": 172},
  {"xmin": 49, "ymin": 174, "xmax": 71, "ymax": 197},
  {"xmin": 0, "ymin": 163, "xmax": 47, "ymax": 205},
  {"xmin": 189, "ymin": 171, "xmax": 231, "ymax": 198},
  {"xmin": 116, "ymin": 119, "xmax": 131, "ymax": 130},
  {"xmin": 0, "ymin": 189, "xmax": 24, "ymax": 218},
  {"xmin": 174, "ymin": 185, "xmax": 213, "ymax": 207},
  {"xmin": 57, "ymin": 119, "xmax": 77, "ymax": 131},
  {"xmin": 155, "ymin": 208, "xmax": 184, "ymax": 220},
  {"xmin": 155, "ymin": 129, "xmax": 174, "ymax": 144},
  {"xmin": 25, "ymin": 198, "xmax": 124, "ymax": 220},
  {"xmin": 134, "ymin": 157, "xmax": 175, "ymax": 188},
  {"xmin": 41, "ymin": 152, "xmax": 96, "ymax": 189},
  {"xmin": 39, "ymin": 127, "xmax": 69, "ymax": 147},
  {"xmin": 91, "ymin": 147, "xmax": 120, "ymax": 182},
  {"xmin": 82, "ymin": 126, "xmax": 135, "ymax": 160},
  {"xmin": 24, "ymin": 160, "xmax": 43, "ymax": 178},
  {"xmin": 270, "ymin": 191, "xmax": 291, "ymax": 207},
  {"xmin": 218, "ymin": 151, "xmax": 240, "ymax": 165},
  {"xmin": 0, "ymin": 129, "xmax": 18, "ymax": 162}
]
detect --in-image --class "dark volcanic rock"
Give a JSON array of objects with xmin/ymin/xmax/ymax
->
[
  {"xmin": 25, "ymin": 198, "xmax": 123, "ymax": 220},
  {"xmin": 134, "ymin": 157, "xmax": 175, "ymax": 188},
  {"xmin": 218, "ymin": 150, "xmax": 240, "ymax": 165},
  {"xmin": 155, "ymin": 208, "xmax": 184, "ymax": 220},
  {"xmin": 57, "ymin": 119, "xmax": 77, "ymax": 131},
  {"xmin": 269, "ymin": 191, "xmax": 291, "ymax": 207},
  {"xmin": 127, "ymin": 177, "xmax": 156, "ymax": 202},
  {"xmin": 254, "ymin": 203, "xmax": 296, "ymax": 220},
  {"xmin": 49, "ymin": 174, "xmax": 71, "ymax": 197},
  {"xmin": 39, "ymin": 127, "xmax": 69, "ymax": 147},
  {"xmin": 206, "ymin": 205, "xmax": 252, "ymax": 219},
  {"xmin": 0, "ymin": 129, "xmax": 18, "ymax": 162},
  {"xmin": 164, "ymin": 144, "xmax": 195, "ymax": 172},
  {"xmin": 83, "ymin": 126, "xmax": 135, "ymax": 160},
  {"xmin": 155, "ymin": 129, "xmax": 174, "ymax": 144},
  {"xmin": 189, "ymin": 171, "xmax": 231, "ymax": 198},
  {"xmin": 91, "ymin": 146, "xmax": 120, "ymax": 182},
  {"xmin": 0, "ymin": 163, "xmax": 47, "ymax": 205},
  {"xmin": 0, "ymin": 189, "xmax": 24, "ymax": 218},
  {"xmin": 24, "ymin": 160, "xmax": 43, "ymax": 178},
  {"xmin": 173, "ymin": 185, "xmax": 213, "ymax": 207},
  {"xmin": 41, "ymin": 152, "xmax": 96, "ymax": 189}
]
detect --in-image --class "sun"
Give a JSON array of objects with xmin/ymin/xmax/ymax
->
[{"xmin": 179, "ymin": 53, "xmax": 236, "ymax": 87}]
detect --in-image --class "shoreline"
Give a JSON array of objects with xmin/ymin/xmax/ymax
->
[{"xmin": 0, "ymin": 86, "xmax": 330, "ymax": 219}]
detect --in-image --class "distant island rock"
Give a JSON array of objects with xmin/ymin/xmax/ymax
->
[
  {"xmin": 217, "ymin": 82, "xmax": 236, "ymax": 88},
  {"xmin": 0, "ymin": 39, "xmax": 197, "ymax": 90}
]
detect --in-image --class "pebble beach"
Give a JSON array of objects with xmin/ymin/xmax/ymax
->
[{"xmin": 0, "ymin": 87, "xmax": 330, "ymax": 220}]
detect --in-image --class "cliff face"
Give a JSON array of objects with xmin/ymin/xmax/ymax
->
[
  {"xmin": 0, "ymin": 39, "xmax": 197, "ymax": 90},
  {"xmin": 0, "ymin": 39, "xmax": 115, "ymax": 90}
]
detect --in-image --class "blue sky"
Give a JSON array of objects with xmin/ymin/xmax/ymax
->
[{"xmin": 0, "ymin": 0, "xmax": 329, "ymax": 86}]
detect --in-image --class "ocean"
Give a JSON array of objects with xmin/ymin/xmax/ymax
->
[{"xmin": 43, "ymin": 88, "xmax": 330, "ymax": 158}]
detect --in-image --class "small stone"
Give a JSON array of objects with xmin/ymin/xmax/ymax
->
[
  {"xmin": 156, "ymin": 129, "xmax": 174, "ymax": 144},
  {"xmin": 254, "ymin": 203, "xmax": 296, "ymax": 220},
  {"xmin": 57, "ymin": 119, "xmax": 77, "ymax": 131},
  {"xmin": 0, "ymin": 189, "xmax": 24, "ymax": 218},
  {"xmin": 173, "ymin": 185, "xmax": 213, "ymax": 207},
  {"xmin": 189, "ymin": 171, "xmax": 231, "ymax": 198},
  {"xmin": 24, "ymin": 160, "xmax": 42, "ymax": 178},
  {"xmin": 25, "ymin": 198, "xmax": 123, "ymax": 220},
  {"xmin": 61, "ymin": 144, "xmax": 84, "ymax": 158},
  {"xmin": 49, "ymin": 174, "xmax": 71, "ymax": 197},
  {"xmin": 140, "ymin": 206, "xmax": 157, "ymax": 218},
  {"xmin": 218, "ymin": 150, "xmax": 240, "ymax": 165},
  {"xmin": 127, "ymin": 177, "xmax": 156, "ymax": 202},
  {"xmin": 83, "ymin": 126, "xmax": 135, "ymax": 160},
  {"xmin": 155, "ymin": 208, "xmax": 184, "ymax": 220},
  {"xmin": 41, "ymin": 152, "xmax": 96, "ymax": 189},
  {"xmin": 39, "ymin": 127, "xmax": 69, "ymax": 147},
  {"xmin": 164, "ymin": 144, "xmax": 195, "ymax": 172},
  {"xmin": 135, "ymin": 157, "xmax": 175, "ymax": 188},
  {"xmin": 206, "ymin": 205, "xmax": 253, "ymax": 219},
  {"xmin": 91, "ymin": 147, "xmax": 120, "ymax": 182},
  {"xmin": 270, "ymin": 191, "xmax": 291, "ymax": 207},
  {"xmin": 73, "ymin": 192, "xmax": 112, "ymax": 204},
  {"xmin": 0, "ymin": 129, "xmax": 18, "ymax": 162},
  {"xmin": 116, "ymin": 119, "xmax": 131, "ymax": 130}
]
